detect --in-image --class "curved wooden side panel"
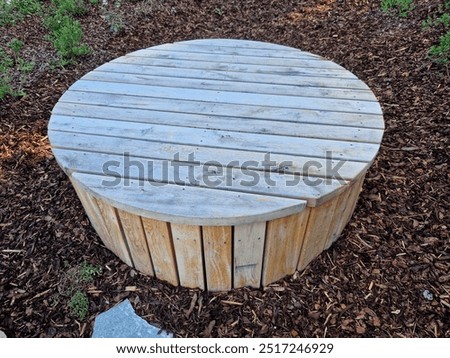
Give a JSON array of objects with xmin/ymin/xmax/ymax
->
[{"xmin": 71, "ymin": 175, "xmax": 365, "ymax": 291}]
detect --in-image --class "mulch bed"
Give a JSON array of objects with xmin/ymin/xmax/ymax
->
[{"xmin": 0, "ymin": 0, "xmax": 449, "ymax": 338}]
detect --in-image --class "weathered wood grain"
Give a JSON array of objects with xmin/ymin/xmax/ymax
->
[
  {"xmin": 170, "ymin": 224, "xmax": 204, "ymax": 289},
  {"xmin": 297, "ymin": 197, "xmax": 339, "ymax": 271},
  {"xmin": 141, "ymin": 217, "xmax": 179, "ymax": 286},
  {"xmin": 234, "ymin": 222, "xmax": 267, "ymax": 288},
  {"xmin": 202, "ymin": 226, "xmax": 232, "ymax": 291},
  {"xmin": 262, "ymin": 210, "xmax": 310, "ymax": 286},
  {"xmin": 70, "ymin": 178, "xmax": 116, "ymax": 253},
  {"xmin": 116, "ymin": 209, "xmax": 154, "ymax": 276},
  {"xmin": 93, "ymin": 197, "xmax": 133, "ymax": 267}
]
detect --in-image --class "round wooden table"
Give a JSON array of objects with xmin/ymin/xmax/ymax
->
[{"xmin": 49, "ymin": 39, "xmax": 384, "ymax": 291}]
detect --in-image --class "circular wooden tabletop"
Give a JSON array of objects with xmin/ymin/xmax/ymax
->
[{"xmin": 48, "ymin": 39, "xmax": 384, "ymax": 226}]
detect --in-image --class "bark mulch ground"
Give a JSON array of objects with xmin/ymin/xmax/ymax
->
[{"xmin": 0, "ymin": 0, "xmax": 449, "ymax": 337}]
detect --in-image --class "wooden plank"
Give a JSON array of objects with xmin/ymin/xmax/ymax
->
[
  {"xmin": 127, "ymin": 49, "xmax": 346, "ymax": 70},
  {"xmin": 116, "ymin": 209, "xmax": 154, "ymax": 275},
  {"xmin": 336, "ymin": 173, "xmax": 366, "ymax": 235},
  {"xmin": 70, "ymin": 178, "xmax": 116, "ymax": 253},
  {"xmin": 84, "ymin": 71, "xmax": 377, "ymax": 103},
  {"xmin": 58, "ymin": 91, "xmax": 384, "ymax": 129},
  {"xmin": 297, "ymin": 197, "xmax": 340, "ymax": 271},
  {"xmin": 71, "ymin": 172, "xmax": 307, "ymax": 226},
  {"xmin": 141, "ymin": 217, "xmax": 179, "ymax": 285},
  {"xmin": 145, "ymin": 41, "xmax": 322, "ymax": 59},
  {"xmin": 70, "ymin": 80, "xmax": 382, "ymax": 115},
  {"xmin": 323, "ymin": 186, "xmax": 353, "ymax": 250},
  {"xmin": 170, "ymin": 224, "xmax": 204, "ymax": 289},
  {"xmin": 93, "ymin": 197, "xmax": 134, "ymax": 267},
  {"xmin": 234, "ymin": 222, "xmax": 266, "ymax": 288},
  {"xmin": 262, "ymin": 210, "xmax": 310, "ymax": 286},
  {"xmin": 113, "ymin": 56, "xmax": 356, "ymax": 79},
  {"xmin": 49, "ymin": 131, "xmax": 370, "ymax": 181},
  {"xmin": 97, "ymin": 62, "xmax": 369, "ymax": 90},
  {"xmin": 49, "ymin": 118, "xmax": 380, "ymax": 163},
  {"xmin": 202, "ymin": 226, "xmax": 232, "ymax": 291},
  {"xmin": 52, "ymin": 105, "xmax": 384, "ymax": 143},
  {"xmin": 52, "ymin": 148, "xmax": 347, "ymax": 206}
]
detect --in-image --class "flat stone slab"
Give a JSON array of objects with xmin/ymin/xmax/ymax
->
[{"xmin": 92, "ymin": 299, "xmax": 172, "ymax": 338}]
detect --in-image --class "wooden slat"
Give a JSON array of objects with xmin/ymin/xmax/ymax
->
[
  {"xmin": 202, "ymin": 226, "xmax": 232, "ymax": 291},
  {"xmin": 146, "ymin": 41, "xmax": 322, "ymax": 59},
  {"xmin": 70, "ymin": 178, "xmax": 116, "ymax": 253},
  {"xmin": 93, "ymin": 197, "xmax": 133, "ymax": 267},
  {"xmin": 262, "ymin": 210, "xmax": 310, "ymax": 286},
  {"xmin": 170, "ymin": 224, "xmax": 204, "ymax": 289},
  {"xmin": 127, "ymin": 49, "xmax": 346, "ymax": 70},
  {"xmin": 71, "ymin": 172, "xmax": 307, "ymax": 226},
  {"xmin": 116, "ymin": 209, "xmax": 154, "ymax": 275},
  {"xmin": 52, "ymin": 106, "xmax": 384, "ymax": 143},
  {"xmin": 49, "ymin": 115, "xmax": 383, "ymax": 148},
  {"xmin": 297, "ymin": 197, "xmax": 340, "ymax": 271},
  {"xmin": 58, "ymin": 91, "xmax": 384, "ymax": 129},
  {"xmin": 335, "ymin": 173, "xmax": 366, "ymax": 235},
  {"xmin": 84, "ymin": 71, "xmax": 377, "ymax": 102},
  {"xmin": 323, "ymin": 186, "xmax": 353, "ymax": 250},
  {"xmin": 70, "ymin": 80, "xmax": 382, "ymax": 115},
  {"xmin": 113, "ymin": 56, "xmax": 356, "ymax": 79},
  {"xmin": 234, "ymin": 222, "xmax": 266, "ymax": 288},
  {"xmin": 52, "ymin": 148, "xmax": 347, "ymax": 206},
  {"xmin": 50, "ymin": 131, "xmax": 369, "ymax": 181},
  {"xmin": 49, "ymin": 118, "xmax": 380, "ymax": 163},
  {"xmin": 141, "ymin": 217, "xmax": 179, "ymax": 286},
  {"xmin": 97, "ymin": 62, "xmax": 369, "ymax": 90}
]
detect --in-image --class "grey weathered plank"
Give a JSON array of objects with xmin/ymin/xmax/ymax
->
[
  {"xmin": 57, "ymin": 92, "xmax": 384, "ymax": 128},
  {"xmin": 49, "ymin": 116, "xmax": 380, "ymax": 162},
  {"xmin": 52, "ymin": 106, "xmax": 383, "ymax": 143},
  {"xmin": 128, "ymin": 49, "xmax": 341, "ymax": 69},
  {"xmin": 113, "ymin": 56, "xmax": 357, "ymax": 79},
  {"xmin": 83, "ymin": 71, "xmax": 377, "ymax": 102},
  {"xmin": 149, "ymin": 41, "xmax": 321, "ymax": 58},
  {"xmin": 52, "ymin": 148, "xmax": 348, "ymax": 206},
  {"xmin": 71, "ymin": 172, "xmax": 308, "ymax": 226},
  {"xmin": 69, "ymin": 80, "xmax": 382, "ymax": 115},
  {"xmin": 49, "ymin": 131, "xmax": 370, "ymax": 180},
  {"xmin": 96, "ymin": 62, "xmax": 369, "ymax": 90}
]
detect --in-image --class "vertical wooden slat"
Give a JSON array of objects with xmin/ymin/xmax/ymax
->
[
  {"xmin": 94, "ymin": 198, "xmax": 134, "ymax": 267},
  {"xmin": 142, "ymin": 217, "xmax": 179, "ymax": 286},
  {"xmin": 202, "ymin": 226, "xmax": 232, "ymax": 291},
  {"xmin": 70, "ymin": 179, "xmax": 116, "ymax": 253},
  {"xmin": 116, "ymin": 209, "xmax": 154, "ymax": 275},
  {"xmin": 323, "ymin": 186, "xmax": 352, "ymax": 250},
  {"xmin": 234, "ymin": 221, "xmax": 266, "ymax": 288},
  {"xmin": 336, "ymin": 173, "xmax": 365, "ymax": 234},
  {"xmin": 262, "ymin": 210, "xmax": 310, "ymax": 286},
  {"xmin": 297, "ymin": 197, "xmax": 339, "ymax": 271},
  {"xmin": 170, "ymin": 224, "xmax": 205, "ymax": 289}
]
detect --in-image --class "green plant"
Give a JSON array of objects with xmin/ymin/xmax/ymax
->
[
  {"xmin": 0, "ymin": 0, "xmax": 42, "ymax": 26},
  {"xmin": 8, "ymin": 38, "xmax": 24, "ymax": 54},
  {"xmin": 69, "ymin": 290, "xmax": 89, "ymax": 320},
  {"xmin": 46, "ymin": 13, "xmax": 90, "ymax": 62},
  {"xmin": 381, "ymin": 0, "xmax": 414, "ymax": 17},
  {"xmin": 78, "ymin": 261, "xmax": 103, "ymax": 282},
  {"xmin": 0, "ymin": 43, "xmax": 31, "ymax": 100},
  {"xmin": 52, "ymin": 0, "xmax": 86, "ymax": 16},
  {"xmin": 429, "ymin": 31, "xmax": 450, "ymax": 64}
]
